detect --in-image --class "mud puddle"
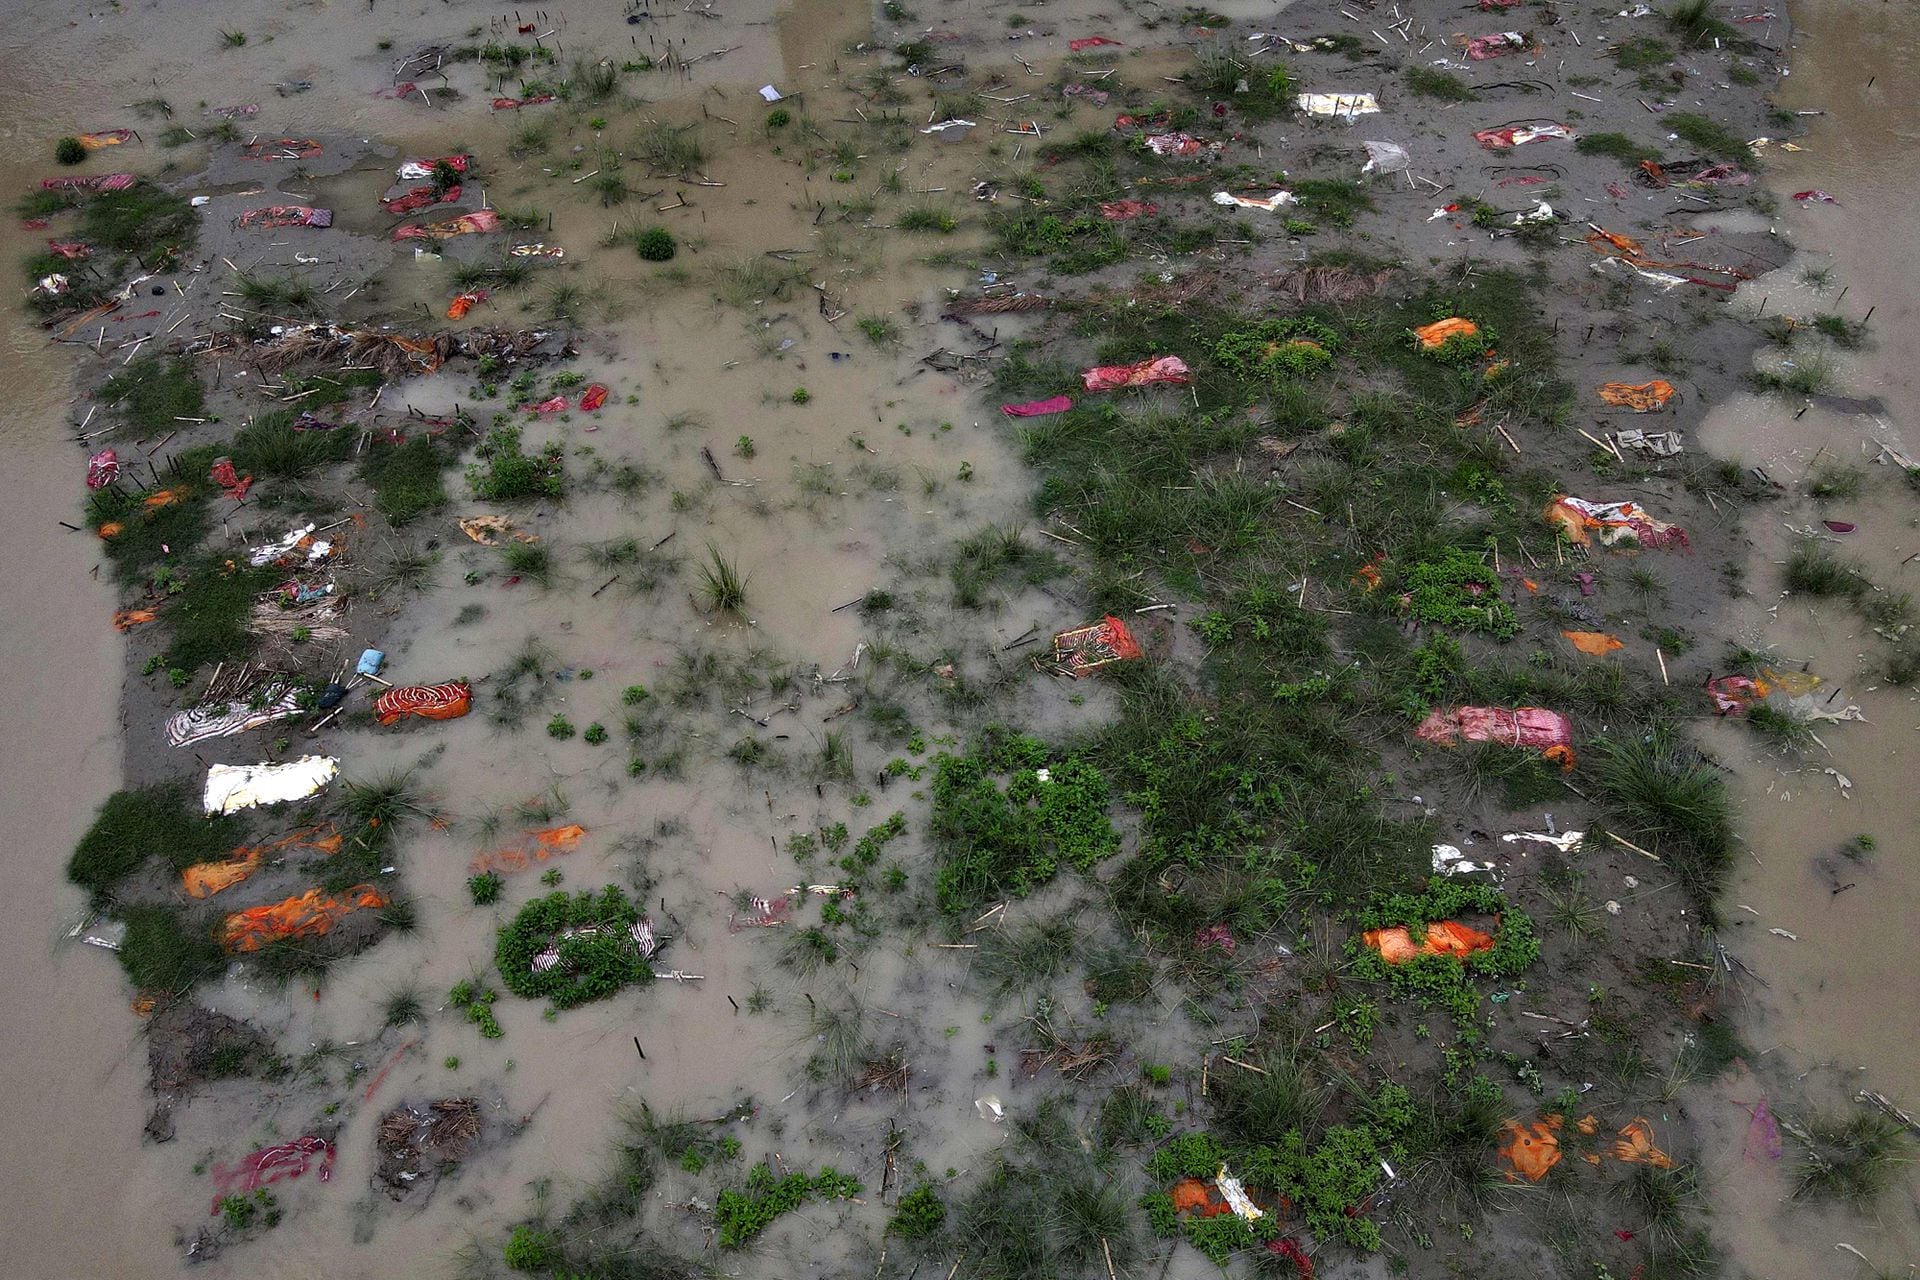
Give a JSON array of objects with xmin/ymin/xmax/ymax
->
[{"xmin": 1690, "ymin": 0, "xmax": 1920, "ymax": 1271}]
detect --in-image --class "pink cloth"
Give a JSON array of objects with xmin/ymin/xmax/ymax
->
[
  {"xmin": 1414, "ymin": 706, "xmax": 1573, "ymax": 752},
  {"xmin": 85, "ymin": 449, "xmax": 119, "ymax": 489},
  {"xmin": 1000, "ymin": 396, "xmax": 1074, "ymax": 418},
  {"xmin": 1069, "ymin": 36, "xmax": 1122, "ymax": 50},
  {"xmin": 1082, "ymin": 356, "xmax": 1191, "ymax": 392}
]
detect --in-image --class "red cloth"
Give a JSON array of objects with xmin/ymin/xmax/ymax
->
[
  {"xmin": 382, "ymin": 184, "xmax": 460, "ymax": 214},
  {"xmin": 529, "ymin": 395, "xmax": 568, "ymax": 415},
  {"xmin": 1070, "ymin": 36, "xmax": 1122, "ymax": 50},
  {"xmin": 1415, "ymin": 706, "xmax": 1573, "ymax": 752},
  {"xmin": 492, "ymin": 94, "xmax": 556, "ymax": 110},
  {"xmin": 579, "ymin": 384, "xmax": 609, "ymax": 411},
  {"xmin": 209, "ymin": 1137, "xmax": 333, "ymax": 1213},
  {"xmin": 210, "ymin": 457, "xmax": 253, "ymax": 501},
  {"xmin": 1000, "ymin": 395, "xmax": 1074, "ymax": 417},
  {"xmin": 86, "ymin": 449, "xmax": 119, "ymax": 489},
  {"xmin": 1098, "ymin": 199, "xmax": 1158, "ymax": 219}
]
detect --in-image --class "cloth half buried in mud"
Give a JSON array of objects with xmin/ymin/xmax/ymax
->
[
  {"xmin": 86, "ymin": 448, "xmax": 119, "ymax": 488},
  {"xmin": 397, "ymin": 154, "xmax": 472, "ymax": 181},
  {"xmin": 1473, "ymin": 122, "xmax": 1573, "ymax": 149},
  {"xmin": 470, "ymin": 824, "xmax": 587, "ymax": 876},
  {"xmin": 728, "ymin": 884, "xmax": 853, "ymax": 931},
  {"xmin": 203, "ymin": 755, "xmax": 338, "ymax": 814},
  {"xmin": 1597, "ymin": 380, "xmax": 1676, "ymax": 411},
  {"xmin": 248, "ymin": 522, "xmax": 337, "ymax": 566},
  {"xmin": 77, "ymin": 129, "xmax": 136, "ymax": 149},
  {"xmin": 1047, "ymin": 615, "xmax": 1144, "ymax": 676},
  {"xmin": 446, "ymin": 288, "xmax": 488, "ymax": 320},
  {"xmin": 181, "ymin": 825, "xmax": 344, "ymax": 899},
  {"xmin": 1069, "ymin": 35, "xmax": 1123, "ymax": 50},
  {"xmin": 210, "ymin": 456, "xmax": 252, "ymax": 500},
  {"xmin": 1363, "ymin": 919, "xmax": 1495, "ymax": 963},
  {"xmin": 1416, "ymin": 706, "xmax": 1575, "ymax": 767},
  {"xmin": 1459, "ymin": 30, "xmax": 1531, "ymax": 59},
  {"xmin": 209, "ymin": 1136, "xmax": 334, "ymax": 1212},
  {"xmin": 1705, "ymin": 667, "xmax": 1864, "ymax": 723},
  {"xmin": 166, "ymin": 684, "xmax": 303, "ymax": 747},
  {"xmin": 241, "ymin": 138, "xmax": 323, "ymax": 160},
  {"xmin": 1001, "ymin": 395, "xmax": 1074, "ymax": 418},
  {"xmin": 1098, "ymin": 198, "xmax": 1158, "ymax": 219},
  {"xmin": 1212, "ymin": 189, "xmax": 1294, "ymax": 212},
  {"xmin": 222, "ymin": 883, "xmax": 386, "ymax": 952},
  {"xmin": 1412, "ymin": 317, "xmax": 1481, "ymax": 351},
  {"xmin": 491, "ymin": 93, "xmax": 556, "ymax": 110},
  {"xmin": 41, "ymin": 172, "xmax": 135, "ymax": 192},
  {"xmin": 236, "ymin": 205, "xmax": 333, "ymax": 229},
  {"xmin": 1562, "ymin": 630, "xmax": 1624, "ymax": 657},
  {"xmin": 530, "ymin": 917, "xmax": 656, "ymax": 974},
  {"xmin": 391, "ymin": 209, "xmax": 502, "ymax": 241},
  {"xmin": 457, "ymin": 515, "xmax": 538, "ymax": 546},
  {"xmin": 1545, "ymin": 495, "xmax": 1689, "ymax": 551},
  {"xmin": 112, "ymin": 607, "xmax": 157, "ymax": 631},
  {"xmin": 374, "ymin": 681, "xmax": 472, "ymax": 726},
  {"xmin": 1296, "ymin": 92, "xmax": 1381, "ymax": 117},
  {"xmin": 1081, "ymin": 356, "xmax": 1191, "ymax": 390},
  {"xmin": 1144, "ymin": 132, "xmax": 1220, "ymax": 158},
  {"xmin": 383, "ymin": 184, "xmax": 461, "ymax": 215}
]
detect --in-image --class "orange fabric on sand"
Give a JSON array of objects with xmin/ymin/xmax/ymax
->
[
  {"xmin": 373, "ymin": 681, "xmax": 472, "ymax": 726},
  {"xmin": 112, "ymin": 608, "xmax": 158, "ymax": 631},
  {"xmin": 1413, "ymin": 317, "xmax": 1479, "ymax": 350},
  {"xmin": 1498, "ymin": 1116, "xmax": 1563, "ymax": 1181},
  {"xmin": 1363, "ymin": 920, "xmax": 1495, "ymax": 964},
  {"xmin": 471, "ymin": 824, "xmax": 588, "ymax": 875},
  {"xmin": 221, "ymin": 884, "xmax": 386, "ymax": 953},
  {"xmin": 143, "ymin": 487, "xmax": 187, "ymax": 511},
  {"xmin": 1170, "ymin": 1178, "xmax": 1234, "ymax": 1218},
  {"xmin": 182, "ymin": 826, "xmax": 343, "ymax": 899},
  {"xmin": 1563, "ymin": 630, "xmax": 1624, "ymax": 656},
  {"xmin": 446, "ymin": 290, "xmax": 486, "ymax": 320},
  {"xmin": 1613, "ymin": 1118, "xmax": 1674, "ymax": 1168},
  {"xmin": 1597, "ymin": 380, "xmax": 1676, "ymax": 412}
]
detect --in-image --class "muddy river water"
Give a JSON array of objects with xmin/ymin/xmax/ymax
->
[{"xmin": 0, "ymin": 0, "xmax": 1916, "ymax": 1277}]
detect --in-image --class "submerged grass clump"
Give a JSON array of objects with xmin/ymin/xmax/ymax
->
[{"xmin": 1591, "ymin": 728, "xmax": 1732, "ymax": 919}]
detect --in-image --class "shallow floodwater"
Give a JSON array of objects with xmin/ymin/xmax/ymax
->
[{"xmin": 1692, "ymin": 1, "xmax": 1920, "ymax": 1272}]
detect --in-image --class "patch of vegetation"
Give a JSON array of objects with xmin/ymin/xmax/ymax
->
[
  {"xmin": 55, "ymin": 136, "xmax": 86, "ymax": 165},
  {"xmin": 1664, "ymin": 111, "xmax": 1750, "ymax": 161},
  {"xmin": 99, "ymin": 355, "xmax": 205, "ymax": 430},
  {"xmin": 1404, "ymin": 547, "xmax": 1518, "ymax": 638},
  {"xmin": 1406, "ymin": 67, "xmax": 1475, "ymax": 101},
  {"xmin": 929, "ymin": 728, "xmax": 1119, "ymax": 912},
  {"xmin": 1292, "ymin": 179, "xmax": 1374, "ymax": 228},
  {"xmin": 230, "ymin": 411, "xmax": 354, "ymax": 479},
  {"xmin": 163, "ymin": 558, "xmax": 279, "ymax": 670},
  {"xmin": 1612, "ymin": 36, "xmax": 1674, "ymax": 69},
  {"xmin": 361, "ymin": 436, "xmax": 458, "ymax": 524},
  {"xmin": 79, "ymin": 181, "xmax": 199, "ymax": 270},
  {"xmin": 494, "ymin": 887, "xmax": 655, "ymax": 1009},
  {"xmin": 714, "ymin": 1161, "xmax": 862, "ymax": 1247},
  {"xmin": 696, "ymin": 544, "xmax": 749, "ymax": 612},
  {"xmin": 70, "ymin": 782, "xmax": 239, "ymax": 893},
  {"xmin": 635, "ymin": 226, "xmax": 677, "ymax": 261},
  {"xmin": 118, "ymin": 905, "xmax": 223, "ymax": 994},
  {"xmin": 1790, "ymin": 1112, "xmax": 1910, "ymax": 1202},
  {"xmin": 888, "ymin": 1182, "xmax": 947, "ymax": 1240},
  {"xmin": 898, "ymin": 206, "xmax": 957, "ymax": 233},
  {"xmin": 1576, "ymin": 132, "xmax": 1663, "ymax": 165},
  {"xmin": 468, "ymin": 424, "xmax": 565, "ymax": 501},
  {"xmin": 1592, "ymin": 727, "xmax": 1732, "ymax": 920},
  {"xmin": 1213, "ymin": 317, "xmax": 1338, "ymax": 382}
]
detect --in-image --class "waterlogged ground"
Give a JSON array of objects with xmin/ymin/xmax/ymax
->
[{"xmin": 3, "ymin": 0, "xmax": 1917, "ymax": 1278}]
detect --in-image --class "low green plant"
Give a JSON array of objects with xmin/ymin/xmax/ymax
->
[
  {"xmin": 635, "ymin": 226, "xmax": 677, "ymax": 261},
  {"xmin": 503, "ymin": 1224, "xmax": 558, "ymax": 1271},
  {"xmin": 468, "ymin": 424, "xmax": 564, "ymax": 501},
  {"xmin": 714, "ymin": 1162, "xmax": 863, "ymax": 1247},
  {"xmin": 469, "ymin": 872, "xmax": 504, "ymax": 905},
  {"xmin": 1406, "ymin": 67, "xmax": 1475, "ymax": 101},
  {"xmin": 1404, "ymin": 547, "xmax": 1518, "ymax": 638},
  {"xmin": 70, "ymin": 783, "xmax": 239, "ymax": 893},
  {"xmin": 494, "ymin": 887, "xmax": 656, "ymax": 1008},
  {"xmin": 888, "ymin": 1182, "xmax": 947, "ymax": 1239}
]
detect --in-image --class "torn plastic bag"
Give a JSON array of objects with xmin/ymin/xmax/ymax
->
[{"xmin": 1361, "ymin": 140, "xmax": 1409, "ymax": 174}]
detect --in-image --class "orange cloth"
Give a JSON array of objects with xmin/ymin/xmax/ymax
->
[
  {"xmin": 1170, "ymin": 1178, "xmax": 1234, "ymax": 1218},
  {"xmin": 1363, "ymin": 919, "xmax": 1495, "ymax": 964},
  {"xmin": 471, "ymin": 824, "xmax": 588, "ymax": 875},
  {"xmin": 1498, "ymin": 1116, "xmax": 1562, "ymax": 1181},
  {"xmin": 142, "ymin": 487, "xmax": 187, "ymax": 511},
  {"xmin": 1562, "ymin": 630, "xmax": 1623, "ymax": 656},
  {"xmin": 1613, "ymin": 1117, "xmax": 1674, "ymax": 1167},
  {"xmin": 184, "ymin": 826, "xmax": 343, "ymax": 899},
  {"xmin": 221, "ymin": 884, "xmax": 386, "ymax": 952},
  {"xmin": 1413, "ymin": 317, "xmax": 1479, "ymax": 350},
  {"xmin": 446, "ymin": 290, "xmax": 486, "ymax": 320},
  {"xmin": 373, "ymin": 681, "xmax": 472, "ymax": 726},
  {"xmin": 112, "ymin": 608, "xmax": 158, "ymax": 631},
  {"xmin": 1597, "ymin": 380, "xmax": 1676, "ymax": 412}
]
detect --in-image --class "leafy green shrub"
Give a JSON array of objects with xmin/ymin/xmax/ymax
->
[
  {"xmin": 715, "ymin": 1162, "xmax": 862, "ymax": 1246},
  {"xmin": 1405, "ymin": 66, "xmax": 1475, "ymax": 101},
  {"xmin": 468, "ymin": 424, "xmax": 565, "ymax": 501},
  {"xmin": 930, "ymin": 729, "xmax": 1119, "ymax": 912},
  {"xmin": 495, "ymin": 887, "xmax": 655, "ymax": 1008},
  {"xmin": 503, "ymin": 1224, "xmax": 558, "ymax": 1271},
  {"xmin": 1213, "ymin": 317, "xmax": 1338, "ymax": 382},
  {"xmin": 449, "ymin": 978, "xmax": 505, "ymax": 1038},
  {"xmin": 118, "ymin": 906, "xmax": 222, "ymax": 993},
  {"xmin": 1664, "ymin": 111, "xmax": 1750, "ymax": 161},
  {"xmin": 55, "ymin": 137, "xmax": 86, "ymax": 165},
  {"xmin": 469, "ymin": 872, "xmax": 504, "ymax": 905},
  {"xmin": 1404, "ymin": 547, "xmax": 1518, "ymax": 638},
  {"xmin": 635, "ymin": 226, "xmax": 677, "ymax": 261},
  {"xmin": 1576, "ymin": 132, "xmax": 1662, "ymax": 165},
  {"xmin": 888, "ymin": 1183, "xmax": 947, "ymax": 1239},
  {"xmin": 361, "ymin": 437, "xmax": 456, "ymax": 523}
]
